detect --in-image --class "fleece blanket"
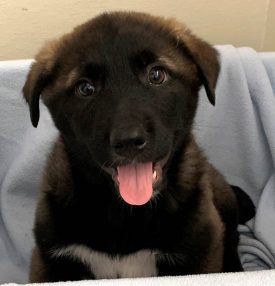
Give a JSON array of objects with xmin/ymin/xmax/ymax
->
[
  {"xmin": 0, "ymin": 46, "xmax": 274, "ymax": 285},
  {"xmin": 194, "ymin": 46, "xmax": 275, "ymax": 272}
]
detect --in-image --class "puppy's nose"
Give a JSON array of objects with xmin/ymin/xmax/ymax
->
[{"xmin": 110, "ymin": 127, "xmax": 147, "ymax": 157}]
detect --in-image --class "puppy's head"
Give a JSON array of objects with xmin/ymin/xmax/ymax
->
[{"xmin": 23, "ymin": 12, "xmax": 219, "ymax": 205}]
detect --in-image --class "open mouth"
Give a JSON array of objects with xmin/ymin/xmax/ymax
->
[
  {"xmin": 104, "ymin": 156, "xmax": 168, "ymax": 206},
  {"xmin": 112, "ymin": 162, "xmax": 163, "ymax": 206}
]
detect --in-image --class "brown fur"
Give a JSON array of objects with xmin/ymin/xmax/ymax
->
[{"xmin": 23, "ymin": 12, "xmax": 245, "ymax": 282}]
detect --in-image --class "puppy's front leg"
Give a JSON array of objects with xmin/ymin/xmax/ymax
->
[
  {"xmin": 29, "ymin": 247, "xmax": 95, "ymax": 282},
  {"xmin": 156, "ymin": 247, "xmax": 223, "ymax": 276}
]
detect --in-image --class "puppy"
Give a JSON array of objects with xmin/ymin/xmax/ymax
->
[{"xmin": 23, "ymin": 12, "xmax": 254, "ymax": 282}]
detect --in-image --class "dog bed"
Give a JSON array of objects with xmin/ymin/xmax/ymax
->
[{"xmin": 0, "ymin": 45, "xmax": 274, "ymax": 285}]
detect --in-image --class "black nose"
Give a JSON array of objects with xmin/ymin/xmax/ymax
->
[{"xmin": 110, "ymin": 126, "xmax": 147, "ymax": 157}]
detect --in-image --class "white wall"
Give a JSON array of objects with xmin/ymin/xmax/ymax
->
[{"xmin": 0, "ymin": 0, "xmax": 274, "ymax": 60}]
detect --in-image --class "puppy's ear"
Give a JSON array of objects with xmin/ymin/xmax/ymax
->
[
  {"xmin": 169, "ymin": 21, "xmax": 220, "ymax": 105},
  {"xmin": 23, "ymin": 40, "xmax": 60, "ymax": 127}
]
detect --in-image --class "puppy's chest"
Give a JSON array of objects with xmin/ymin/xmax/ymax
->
[{"xmin": 52, "ymin": 244, "xmax": 158, "ymax": 278}]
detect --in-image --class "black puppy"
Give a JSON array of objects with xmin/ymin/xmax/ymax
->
[{"xmin": 23, "ymin": 12, "xmax": 254, "ymax": 282}]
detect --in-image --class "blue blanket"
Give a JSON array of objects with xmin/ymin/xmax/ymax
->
[
  {"xmin": 194, "ymin": 46, "xmax": 275, "ymax": 271},
  {"xmin": 0, "ymin": 46, "xmax": 274, "ymax": 284}
]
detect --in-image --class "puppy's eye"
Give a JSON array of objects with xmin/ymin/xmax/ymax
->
[
  {"xmin": 148, "ymin": 66, "xmax": 167, "ymax": 85},
  {"xmin": 75, "ymin": 80, "xmax": 95, "ymax": 97}
]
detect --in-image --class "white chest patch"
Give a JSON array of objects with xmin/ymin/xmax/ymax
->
[{"xmin": 51, "ymin": 244, "xmax": 157, "ymax": 279}]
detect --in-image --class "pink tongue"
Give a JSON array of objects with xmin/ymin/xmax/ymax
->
[{"xmin": 117, "ymin": 162, "xmax": 153, "ymax": 206}]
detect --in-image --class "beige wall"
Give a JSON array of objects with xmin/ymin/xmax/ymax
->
[{"xmin": 0, "ymin": 0, "xmax": 274, "ymax": 60}]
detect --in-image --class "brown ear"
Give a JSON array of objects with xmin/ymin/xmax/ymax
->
[
  {"xmin": 23, "ymin": 40, "xmax": 60, "ymax": 127},
  {"xmin": 168, "ymin": 20, "xmax": 220, "ymax": 105}
]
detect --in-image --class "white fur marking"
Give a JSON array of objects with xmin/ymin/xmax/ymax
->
[{"xmin": 51, "ymin": 244, "xmax": 157, "ymax": 278}]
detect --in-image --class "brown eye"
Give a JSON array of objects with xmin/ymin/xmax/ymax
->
[
  {"xmin": 75, "ymin": 80, "xmax": 95, "ymax": 97},
  {"xmin": 148, "ymin": 66, "xmax": 167, "ymax": 85}
]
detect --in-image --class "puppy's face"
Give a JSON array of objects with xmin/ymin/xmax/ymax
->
[{"xmin": 23, "ymin": 12, "xmax": 219, "ymax": 205}]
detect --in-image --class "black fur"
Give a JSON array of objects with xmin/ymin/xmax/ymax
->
[{"xmin": 23, "ymin": 12, "xmax": 255, "ymax": 282}]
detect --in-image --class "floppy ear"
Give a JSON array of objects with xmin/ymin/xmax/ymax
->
[
  {"xmin": 23, "ymin": 40, "xmax": 59, "ymax": 127},
  {"xmin": 169, "ymin": 21, "xmax": 220, "ymax": 105}
]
